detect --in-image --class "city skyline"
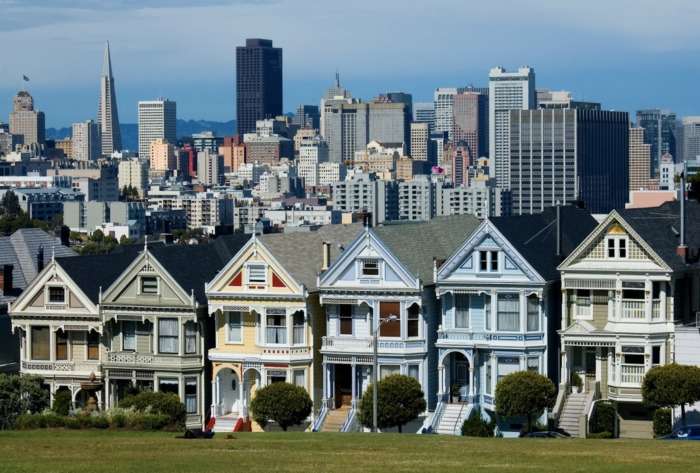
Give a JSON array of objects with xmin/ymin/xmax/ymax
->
[{"xmin": 1, "ymin": 0, "xmax": 699, "ymax": 127}]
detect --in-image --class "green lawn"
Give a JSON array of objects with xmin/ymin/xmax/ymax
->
[{"xmin": 2, "ymin": 430, "xmax": 700, "ymax": 473}]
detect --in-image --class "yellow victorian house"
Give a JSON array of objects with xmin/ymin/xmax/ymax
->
[{"xmin": 205, "ymin": 224, "xmax": 360, "ymax": 431}]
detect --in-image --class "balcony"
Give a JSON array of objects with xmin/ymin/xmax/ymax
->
[
  {"xmin": 104, "ymin": 351, "xmax": 201, "ymax": 369},
  {"xmin": 620, "ymin": 300, "xmax": 645, "ymax": 320},
  {"xmin": 437, "ymin": 330, "xmax": 487, "ymax": 342},
  {"xmin": 321, "ymin": 336, "xmax": 426, "ymax": 354},
  {"xmin": 619, "ymin": 364, "xmax": 645, "ymax": 385}
]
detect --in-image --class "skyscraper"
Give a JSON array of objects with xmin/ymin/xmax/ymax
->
[
  {"xmin": 138, "ymin": 99, "xmax": 176, "ymax": 161},
  {"xmin": 679, "ymin": 116, "xmax": 700, "ymax": 162},
  {"xmin": 97, "ymin": 42, "xmax": 121, "ymax": 156},
  {"xmin": 433, "ymin": 88, "xmax": 457, "ymax": 138},
  {"xmin": 292, "ymin": 105, "xmax": 320, "ymax": 129},
  {"xmin": 629, "ymin": 127, "xmax": 652, "ymax": 191},
  {"xmin": 236, "ymin": 38, "xmax": 283, "ymax": 136},
  {"xmin": 9, "ymin": 90, "xmax": 45, "ymax": 149},
  {"xmin": 71, "ymin": 120, "xmax": 101, "ymax": 161},
  {"xmin": 320, "ymin": 73, "xmax": 353, "ymax": 138},
  {"xmin": 410, "ymin": 122, "xmax": 431, "ymax": 162},
  {"xmin": 489, "ymin": 66, "xmax": 536, "ymax": 188},
  {"xmin": 453, "ymin": 91, "xmax": 487, "ymax": 160},
  {"xmin": 635, "ymin": 109, "xmax": 676, "ymax": 175},
  {"xmin": 413, "ymin": 102, "xmax": 435, "ymax": 131}
]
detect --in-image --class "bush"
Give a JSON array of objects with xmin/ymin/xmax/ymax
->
[
  {"xmin": 589, "ymin": 401, "xmax": 616, "ymax": 436},
  {"xmin": 461, "ymin": 410, "xmax": 495, "ymax": 437},
  {"xmin": 0, "ymin": 374, "xmax": 49, "ymax": 429},
  {"xmin": 127, "ymin": 413, "xmax": 170, "ymax": 431},
  {"xmin": 588, "ymin": 431, "xmax": 613, "ymax": 439},
  {"xmin": 64, "ymin": 417, "xmax": 82, "ymax": 429},
  {"xmin": 249, "ymin": 382, "xmax": 313, "ymax": 431},
  {"xmin": 109, "ymin": 409, "xmax": 128, "ymax": 428},
  {"xmin": 43, "ymin": 411, "xmax": 66, "ymax": 428},
  {"xmin": 14, "ymin": 414, "xmax": 44, "ymax": 430},
  {"xmin": 653, "ymin": 408, "xmax": 672, "ymax": 437},
  {"xmin": 91, "ymin": 414, "xmax": 110, "ymax": 429},
  {"xmin": 570, "ymin": 373, "xmax": 583, "ymax": 391},
  {"xmin": 358, "ymin": 375, "xmax": 426, "ymax": 433},
  {"xmin": 496, "ymin": 371, "xmax": 556, "ymax": 433},
  {"xmin": 52, "ymin": 390, "xmax": 72, "ymax": 416},
  {"xmin": 119, "ymin": 391, "xmax": 185, "ymax": 428},
  {"xmin": 642, "ymin": 364, "xmax": 700, "ymax": 426}
]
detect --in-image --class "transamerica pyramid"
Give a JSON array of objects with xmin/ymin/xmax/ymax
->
[{"xmin": 97, "ymin": 42, "xmax": 121, "ymax": 156}]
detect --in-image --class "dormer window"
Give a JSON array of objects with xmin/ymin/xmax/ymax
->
[
  {"xmin": 141, "ymin": 276, "xmax": 158, "ymax": 294},
  {"xmin": 361, "ymin": 259, "xmax": 380, "ymax": 277},
  {"xmin": 607, "ymin": 236, "xmax": 627, "ymax": 259},
  {"xmin": 247, "ymin": 263, "xmax": 267, "ymax": 285},
  {"xmin": 479, "ymin": 251, "xmax": 499, "ymax": 272},
  {"xmin": 48, "ymin": 287, "xmax": 65, "ymax": 304}
]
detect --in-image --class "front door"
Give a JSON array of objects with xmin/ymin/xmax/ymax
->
[
  {"xmin": 334, "ymin": 364, "xmax": 352, "ymax": 408},
  {"xmin": 454, "ymin": 360, "xmax": 469, "ymax": 401}
]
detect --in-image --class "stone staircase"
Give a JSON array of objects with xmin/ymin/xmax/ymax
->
[
  {"xmin": 212, "ymin": 415, "xmax": 238, "ymax": 433},
  {"xmin": 435, "ymin": 403, "xmax": 468, "ymax": 435},
  {"xmin": 619, "ymin": 419, "xmax": 653, "ymax": 439},
  {"xmin": 321, "ymin": 405, "xmax": 350, "ymax": 432},
  {"xmin": 558, "ymin": 392, "xmax": 587, "ymax": 437}
]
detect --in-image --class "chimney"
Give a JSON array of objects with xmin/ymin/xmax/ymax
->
[
  {"xmin": 37, "ymin": 245, "xmax": 44, "ymax": 273},
  {"xmin": 0, "ymin": 264, "xmax": 13, "ymax": 295},
  {"xmin": 60, "ymin": 225, "xmax": 70, "ymax": 247},
  {"xmin": 677, "ymin": 161, "xmax": 688, "ymax": 261},
  {"xmin": 321, "ymin": 241, "xmax": 331, "ymax": 271},
  {"xmin": 363, "ymin": 212, "xmax": 373, "ymax": 228}
]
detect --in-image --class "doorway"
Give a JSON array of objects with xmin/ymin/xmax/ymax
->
[{"xmin": 334, "ymin": 364, "xmax": 352, "ymax": 408}]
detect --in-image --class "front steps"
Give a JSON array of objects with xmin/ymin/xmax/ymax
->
[
  {"xmin": 558, "ymin": 392, "xmax": 587, "ymax": 437},
  {"xmin": 435, "ymin": 403, "xmax": 468, "ymax": 435},
  {"xmin": 321, "ymin": 405, "xmax": 350, "ymax": 432}
]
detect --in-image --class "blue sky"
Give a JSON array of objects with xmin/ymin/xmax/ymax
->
[{"xmin": 1, "ymin": 0, "xmax": 699, "ymax": 127}]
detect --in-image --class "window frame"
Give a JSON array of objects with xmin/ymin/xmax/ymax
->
[
  {"xmin": 226, "ymin": 311, "xmax": 243, "ymax": 344},
  {"xmin": 496, "ymin": 293, "xmax": 520, "ymax": 332},
  {"xmin": 527, "ymin": 295, "xmax": 540, "ymax": 332},
  {"xmin": 246, "ymin": 263, "xmax": 267, "ymax": 285},
  {"xmin": 158, "ymin": 318, "xmax": 179, "ymax": 354},
  {"xmin": 121, "ymin": 321, "xmax": 137, "ymax": 352},
  {"xmin": 360, "ymin": 259, "xmax": 380, "ymax": 278},
  {"xmin": 407, "ymin": 304, "xmax": 420, "ymax": 338},
  {"xmin": 140, "ymin": 276, "xmax": 159, "ymax": 295},
  {"xmin": 184, "ymin": 377, "xmax": 198, "ymax": 415},
  {"xmin": 47, "ymin": 286, "xmax": 66, "ymax": 304},
  {"xmin": 87, "ymin": 330, "xmax": 100, "ymax": 360},
  {"xmin": 338, "ymin": 305, "xmax": 353, "ymax": 336},
  {"xmin": 606, "ymin": 236, "xmax": 629, "ymax": 259},
  {"xmin": 454, "ymin": 294, "xmax": 470, "ymax": 329},
  {"xmin": 184, "ymin": 322, "xmax": 197, "ymax": 354},
  {"xmin": 56, "ymin": 329, "xmax": 68, "ymax": 361}
]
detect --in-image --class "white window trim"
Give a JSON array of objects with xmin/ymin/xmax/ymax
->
[
  {"xmin": 606, "ymin": 236, "xmax": 629, "ymax": 260},
  {"xmin": 477, "ymin": 249, "xmax": 500, "ymax": 273},
  {"xmin": 139, "ymin": 275, "xmax": 160, "ymax": 295},
  {"xmin": 121, "ymin": 320, "xmax": 137, "ymax": 352},
  {"xmin": 245, "ymin": 262, "xmax": 268, "ymax": 286},
  {"xmin": 337, "ymin": 305, "xmax": 354, "ymax": 337},
  {"xmin": 359, "ymin": 258, "xmax": 381, "ymax": 279},
  {"xmin": 573, "ymin": 289, "xmax": 593, "ymax": 320},
  {"xmin": 225, "ymin": 312, "xmax": 243, "ymax": 345},
  {"xmin": 45, "ymin": 284, "xmax": 67, "ymax": 305}
]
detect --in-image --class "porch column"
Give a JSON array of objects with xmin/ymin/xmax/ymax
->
[
  {"xmin": 490, "ymin": 289, "xmax": 497, "ymax": 331},
  {"xmin": 437, "ymin": 364, "xmax": 445, "ymax": 398},
  {"xmin": 238, "ymin": 372, "xmax": 244, "ymax": 417},
  {"xmin": 615, "ymin": 279, "xmax": 622, "ymax": 321},
  {"xmin": 561, "ymin": 288, "xmax": 568, "ymax": 329},
  {"xmin": 561, "ymin": 346, "xmax": 570, "ymax": 385},
  {"xmin": 468, "ymin": 364, "xmax": 475, "ymax": 400},
  {"xmin": 519, "ymin": 291, "xmax": 526, "ymax": 333},
  {"xmin": 595, "ymin": 347, "xmax": 603, "ymax": 394},
  {"xmin": 49, "ymin": 327, "xmax": 56, "ymax": 362},
  {"xmin": 104, "ymin": 373, "xmax": 111, "ymax": 409},
  {"xmin": 644, "ymin": 279, "xmax": 653, "ymax": 322},
  {"xmin": 178, "ymin": 322, "xmax": 184, "ymax": 356},
  {"xmin": 211, "ymin": 377, "xmax": 217, "ymax": 417},
  {"xmin": 490, "ymin": 355, "xmax": 497, "ymax": 395},
  {"xmin": 351, "ymin": 363, "xmax": 357, "ymax": 407}
]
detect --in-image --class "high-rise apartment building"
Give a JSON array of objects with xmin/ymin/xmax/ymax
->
[
  {"xmin": 196, "ymin": 149, "xmax": 223, "ymax": 186},
  {"xmin": 509, "ymin": 108, "xmax": 628, "ymax": 214},
  {"xmin": 635, "ymin": 109, "xmax": 676, "ymax": 174},
  {"xmin": 97, "ymin": 42, "xmax": 121, "ymax": 156},
  {"xmin": 149, "ymin": 139, "xmax": 176, "ymax": 172},
  {"xmin": 298, "ymin": 136, "xmax": 329, "ymax": 188},
  {"xmin": 489, "ymin": 66, "xmax": 536, "ymax": 188},
  {"xmin": 236, "ymin": 38, "xmax": 283, "ymax": 136},
  {"xmin": 192, "ymin": 131, "xmax": 223, "ymax": 154},
  {"xmin": 118, "ymin": 158, "xmax": 149, "ymax": 198},
  {"xmin": 331, "ymin": 172, "xmax": 398, "ymax": 225},
  {"xmin": 219, "ymin": 136, "xmax": 246, "ymax": 173},
  {"xmin": 451, "ymin": 142, "xmax": 473, "ymax": 187},
  {"xmin": 138, "ymin": 99, "xmax": 176, "ymax": 161},
  {"xmin": 9, "ymin": 90, "xmax": 45, "ymax": 148},
  {"xmin": 71, "ymin": 120, "xmax": 101, "ymax": 161},
  {"xmin": 629, "ymin": 127, "xmax": 652, "ymax": 191},
  {"xmin": 679, "ymin": 116, "xmax": 700, "ymax": 162},
  {"xmin": 410, "ymin": 122, "xmax": 431, "ymax": 162},
  {"xmin": 433, "ymin": 88, "xmax": 457, "ymax": 138}
]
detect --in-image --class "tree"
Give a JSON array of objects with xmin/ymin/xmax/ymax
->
[
  {"xmin": 0, "ymin": 190, "xmax": 21, "ymax": 217},
  {"xmin": 249, "ymin": 382, "xmax": 312, "ymax": 431},
  {"xmin": 358, "ymin": 374, "xmax": 426, "ymax": 433},
  {"xmin": 0, "ymin": 374, "xmax": 49, "ymax": 429},
  {"xmin": 642, "ymin": 363, "xmax": 700, "ymax": 427},
  {"xmin": 52, "ymin": 388, "xmax": 72, "ymax": 416},
  {"xmin": 495, "ymin": 371, "xmax": 556, "ymax": 433}
]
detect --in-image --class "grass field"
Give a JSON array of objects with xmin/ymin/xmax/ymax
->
[{"xmin": 2, "ymin": 430, "xmax": 700, "ymax": 473}]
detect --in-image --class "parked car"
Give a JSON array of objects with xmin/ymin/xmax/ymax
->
[
  {"xmin": 520, "ymin": 431, "xmax": 570, "ymax": 438},
  {"xmin": 661, "ymin": 425, "xmax": 700, "ymax": 440}
]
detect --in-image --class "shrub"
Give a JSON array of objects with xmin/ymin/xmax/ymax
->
[
  {"xmin": 642, "ymin": 364, "xmax": 700, "ymax": 426},
  {"xmin": 461, "ymin": 410, "xmax": 495, "ymax": 437},
  {"xmin": 0, "ymin": 374, "xmax": 49, "ymax": 429},
  {"xmin": 64, "ymin": 417, "xmax": 82, "ymax": 429},
  {"xmin": 91, "ymin": 414, "xmax": 110, "ymax": 429},
  {"xmin": 14, "ymin": 414, "xmax": 44, "ymax": 430},
  {"xmin": 127, "ymin": 413, "xmax": 170, "ymax": 431},
  {"xmin": 496, "ymin": 371, "xmax": 556, "ymax": 433},
  {"xmin": 108, "ymin": 409, "xmax": 128, "ymax": 428},
  {"xmin": 43, "ymin": 411, "xmax": 66, "ymax": 428},
  {"xmin": 589, "ymin": 401, "xmax": 616, "ymax": 436},
  {"xmin": 653, "ymin": 408, "xmax": 673, "ymax": 437},
  {"xmin": 250, "ymin": 382, "xmax": 313, "ymax": 431},
  {"xmin": 52, "ymin": 389, "xmax": 72, "ymax": 416},
  {"xmin": 570, "ymin": 373, "xmax": 583, "ymax": 391},
  {"xmin": 588, "ymin": 431, "xmax": 613, "ymax": 439},
  {"xmin": 119, "ymin": 391, "xmax": 185, "ymax": 428},
  {"xmin": 358, "ymin": 375, "xmax": 426, "ymax": 433}
]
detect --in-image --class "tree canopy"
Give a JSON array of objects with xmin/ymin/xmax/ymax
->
[
  {"xmin": 495, "ymin": 371, "xmax": 556, "ymax": 433},
  {"xmin": 249, "ymin": 382, "xmax": 312, "ymax": 431},
  {"xmin": 642, "ymin": 363, "xmax": 700, "ymax": 426},
  {"xmin": 358, "ymin": 374, "xmax": 426, "ymax": 433}
]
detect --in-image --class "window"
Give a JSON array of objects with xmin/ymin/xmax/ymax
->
[
  {"xmin": 497, "ymin": 294, "xmax": 520, "ymax": 331},
  {"xmin": 497, "ymin": 357, "xmax": 520, "ymax": 382},
  {"xmin": 490, "ymin": 251, "xmax": 499, "ymax": 271},
  {"xmin": 480, "ymin": 251, "xmax": 488, "ymax": 271},
  {"xmin": 266, "ymin": 309, "xmax": 287, "ymax": 344},
  {"xmin": 361, "ymin": 259, "xmax": 379, "ymax": 277},
  {"xmin": 485, "ymin": 295, "xmax": 491, "ymax": 331},
  {"xmin": 380, "ymin": 365, "xmax": 400, "ymax": 380},
  {"xmin": 455, "ymin": 294, "xmax": 469, "ymax": 328},
  {"xmin": 652, "ymin": 346, "xmax": 661, "ymax": 366},
  {"xmin": 379, "ymin": 301, "xmax": 401, "ymax": 337},
  {"xmin": 527, "ymin": 295, "xmax": 539, "ymax": 332},
  {"xmin": 141, "ymin": 276, "xmax": 158, "ymax": 294},
  {"xmin": 408, "ymin": 364, "xmax": 420, "ymax": 382},
  {"xmin": 479, "ymin": 251, "xmax": 499, "ymax": 272},
  {"xmin": 56, "ymin": 330, "xmax": 68, "ymax": 360},
  {"xmin": 293, "ymin": 369, "xmax": 305, "ymax": 387},
  {"xmin": 48, "ymin": 287, "xmax": 65, "ymax": 304},
  {"xmin": 574, "ymin": 289, "xmax": 592, "ymax": 318},
  {"xmin": 623, "ymin": 354, "xmax": 644, "ymax": 365},
  {"xmin": 407, "ymin": 304, "xmax": 420, "ymax": 338},
  {"xmin": 158, "ymin": 318, "xmax": 179, "ymax": 354},
  {"xmin": 292, "ymin": 312, "xmax": 304, "ymax": 345},
  {"xmin": 185, "ymin": 378, "xmax": 197, "ymax": 414},
  {"xmin": 158, "ymin": 378, "xmax": 178, "ymax": 394},
  {"xmin": 227, "ymin": 312, "xmax": 242, "ymax": 343},
  {"xmin": 267, "ymin": 370, "xmax": 287, "ymax": 385},
  {"xmin": 247, "ymin": 263, "xmax": 267, "ymax": 285},
  {"xmin": 527, "ymin": 357, "xmax": 540, "ymax": 373},
  {"xmin": 122, "ymin": 321, "xmax": 136, "ymax": 351},
  {"xmin": 619, "ymin": 238, "xmax": 627, "ymax": 258},
  {"xmin": 339, "ymin": 305, "xmax": 353, "ymax": 335},
  {"xmin": 87, "ymin": 330, "xmax": 99, "ymax": 360},
  {"xmin": 607, "ymin": 238, "xmax": 615, "ymax": 258},
  {"xmin": 607, "ymin": 237, "xmax": 628, "ymax": 259},
  {"xmin": 184, "ymin": 322, "xmax": 197, "ymax": 354}
]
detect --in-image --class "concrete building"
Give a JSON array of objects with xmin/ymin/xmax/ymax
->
[
  {"xmin": 636, "ymin": 109, "xmax": 676, "ymax": 175},
  {"xmin": 50, "ymin": 165, "xmax": 119, "ymax": 202},
  {"xmin": 193, "ymin": 131, "xmax": 223, "ymax": 154},
  {"xmin": 243, "ymin": 133, "xmax": 292, "ymax": 166},
  {"xmin": 9, "ymin": 90, "xmax": 45, "ymax": 149},
  {"xmin": 236, "ymin": 39, "xmax": 283, "ymax": 136},
  {"xmin": 410, "ymin": 122, "xmax": 431, "ymax": 163},
  {"xmin": 414, "ymin": 102, "xmax": 435, "ymax": 130},
  {"xmin": 536, "ymin": 89, "xmax": 601, "ymax": 110},
  {"xmin": 219, "ymin": 136, "xmax": 246, "ymax": 173},
  {"xmin": 293, "ymin": 105, "xmax": 320, "ymax": 129},
  {"xmin": 398, "ymin": 175, "xmax": 434, "ymax": 221},
  {"xmin": 71, "ymin": 120, "xmax": 101, "ymax": 161},
  {"xmin": 436, "ymin": 181, "xmax": 511, "ymax": 218},
  {"xmin": 331, "ymin": 171, "xmax": 398, "ymax": 225},
  {"xmin": 118, "ymin": 158, "xmax": 149, "ymax": 198},
  {"xmin": 318, "ymin": 162, "xmax": 346, "ymax": 187},
  {"xmin": 433, "ymin": 88, "xmax": 457, "ymax": 138},
  {"xmin": 679, "ymin": 116, "xmax": 700, "ymax": 162},
  {"xmin": 196, "ymin": 149, "xmax": 223, "ymax": 186},
  {"xmin": 659, "ymin": 154, "xmax": 676, "ymax": 191},
  {"xmin": 629, "ymin": 127, "xmax": 652, "ymax": 191},
  {"xmin": 149, "ymin": 138, "xmax": 176, "ymax": 172},
  {"xmin": 320, "ymin": 73, "xmax": 353, "ymax": 138},
  {"xmin": 54, "ymin": 138, "xmax": 72, "ymax": 159},
  {"xmin": 298, "ymin": 136, "xmax": 329, "ymax": 188},
  {"xmin": 138, "ymin": 99, "xmax": 176, "ymax": 160},
  {"xmin": 0, "ymin": 188, "xmax": 81, "ymax": 221},
  {"xmin": 488, "ymin": 67, "xmax": 536, "ymax": 188},
  {"xmin": 64, "ymin": 200, "xmax": 146, "ymax": 236},
  {"xmin": 453, "ymin": 90, "xmax": 487, "ymax": 159},
  {"xmin": 97, "ymin": 42, "xmax": 121, "ymax": 155}
]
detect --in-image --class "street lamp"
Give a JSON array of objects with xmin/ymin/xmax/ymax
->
[{"xmin": 371, "ymin": 313, "xmax": 398, "ymax": 433}]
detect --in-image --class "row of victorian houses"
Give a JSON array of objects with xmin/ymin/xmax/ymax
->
[{"xmin": 7, "ymin": 200, "xmax": 700, "ymax": 436}]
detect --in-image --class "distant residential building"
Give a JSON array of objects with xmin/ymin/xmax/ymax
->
[
  {"xmin": 398, "ymin": 175, "xmax": 434, "ymax": 221},
  {"xmin": 0, "ymin": 188, "xmax": 81, "ymax": 221},
  {"xmin": 0, "ymin": 128, "xmax": 19, "ymax": 156},
  {"xmin": 64, "ymin": 200, "xmax": 146, "ymax": 236},
  {"xmin": 489, "ymin": 66, "xmax": 536, "ymax": 188},
  {"xmin": 9, "ymin": 90, "xmax": 45, "ymax": 149},
  {"xmin": 71, "ymin": 120, "xmax": 101, "ymax": 161},
  {"xmin": 293, "ymin": 128, "xmax": 318, "ymax": 155},
  {"xmin": 138, "ymin": 99, "xmax": 176, "ymax": 160},
  {"xmin": 196, "ymin": 149, "xmax": 223, "ymax": 186},
  {"xmin": 97, "ymin": 42, "xmax": 121, "ymax": 155},
  {"xmin": 219, "ymin": 136, "xmax": 246, "ymax": 173},
  {"xmin": 636, "ymin": 109, "xmax": 676, "ymax": 175},
  {"xmin": 331, "ymin": 171, "xmax": 398, "ymax": 225},
  {"xmin": 54, "ymin": 138, "xmax": 72, "ymax": 159},
  {"xmin": 318, "ymin": 162, "xmax": 346, "ymax": 187},
  {"xmin": 298, "ymin": 136, "xmax": 329, "ymax": 188},
  {"xmin": 50, "ymin": 164, "xmax": 119, "ymax": 202},
  {"xmin": 236, "ymin": 38, "xmax": 283, "ymax": 136},
  {"xmin": 436, "ymin": 181, "xmax": 511, "ymax": 218},
  {"xmin": 659, "ymin": 154, "xmax": 676, "ymax": 191},
  {"xmin": 193, "ymin": 131, "xmax": 223, "ymax": 154},
  {"xmin": 148, "ymin": 190, "xmax": 233, "ymax": 230},
  {"xmin": 353, "ymin": 140, "xmax": 404, "ymax": 175},
  {"xmin": 629, "ymin": 126, "xmax": 652, "ymax": 191},
  {"xmin": 410, "ymin": 122, "xmax": 431, "ymax": 163},
  {"xmin": 149, "ymin": 138, "xmax": 176, "ymax": 172},
  {"xmin": 118, "ymin": 158, "xmax": 149, "ymax": 197},
  {"xmin": 451, "ymin": 141, "xmax": 473, "ymax": 187}
]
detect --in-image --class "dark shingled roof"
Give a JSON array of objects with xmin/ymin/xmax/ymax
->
[
  {"xmin": 490, "ymin": 206, "xmax": 598, "ymax": 281},
  {"xmin": 617, "ymin": 200, "xmax": 700, "ymax": 271},
  {"xmin": 57, "ymin": 234, "xmax": 250, "ymax": 304}
]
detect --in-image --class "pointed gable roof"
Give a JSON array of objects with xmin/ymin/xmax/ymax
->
[{"xmin": 490, "ymin": 206, "xmax": 597, "ymax": 281}]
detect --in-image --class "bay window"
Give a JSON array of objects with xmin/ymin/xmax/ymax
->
[
  {"xmin": 527, "ymin": 295, "xmax": 540, "ymax": 332},
  {"xmin": 379, "ymin": 301, "xmax": 401, "ymax": 337},
  {"xmin": 184, "ymin": 322, "xmax": 197, "ymax": 354},
  {"xmin": 266, "ymin": 309, "xmax": 287, "ymax": 344},
  {"xmin": 158, "ymin": 318, "xmax": 179, "ymax": 354},
  {"xmin": 56, "ymin": 330, "xmax": 68, "ymax": 360},
  {"xmin": 497, "ymin": 294, "xmax": 520, "ymax": 332},
  {"xmin": 339, "ymin": 305, "xmax": 353, "ymax": 335},
  {"xmin": 122, "ymin": 321, "xmax": 136, "ymax": 351}
]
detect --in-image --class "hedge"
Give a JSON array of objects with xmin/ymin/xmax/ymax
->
[{"xmin": 653, "ymin": 408, "xmax": 672, "ymax": 437}]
